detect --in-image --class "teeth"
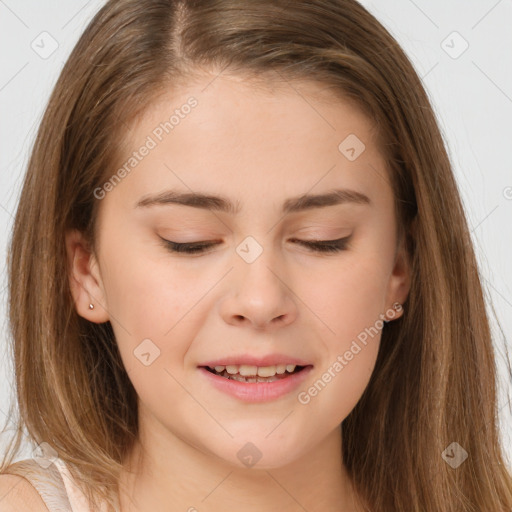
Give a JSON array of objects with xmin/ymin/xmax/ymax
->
[
  {"xmin": 240, "ymin": 365, "xmax": 258, "ymax": 376},
  {"xmin": 229, "ymin": 373, "xmax": 281, "ymax": 383},
  {"xmin": 257, "ymin": 376, "xmax": 278, "ymax": 382},
  {"xmin": 210, "ymin": 363, "xmax": 298, "ymax": 377}
]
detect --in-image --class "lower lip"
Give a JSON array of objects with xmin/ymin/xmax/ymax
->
[{"xmin": 198, "ymin": 366, "xmax": 313, "ymax": 403}]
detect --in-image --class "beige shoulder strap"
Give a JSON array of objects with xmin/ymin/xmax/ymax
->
[{"xmin": 3, "ymin": 459, "xmax": 73, "ymax": 512}]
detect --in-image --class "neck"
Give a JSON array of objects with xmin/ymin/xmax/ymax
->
[{"xmin": 117, "ymin": 416, "xmax": 360, "ymax": 512}]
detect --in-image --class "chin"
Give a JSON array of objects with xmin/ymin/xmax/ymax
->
[{"xmin": 213, "ymin": 438, "xmax": 305, "ymax": 471}]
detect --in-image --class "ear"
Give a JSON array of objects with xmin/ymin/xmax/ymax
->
[
  {"xmin": 384, "ymin": 218, "xmax": 415, "ymax": 321},
  {"xmin": 65, "ymin": 229, "xmax": 110, "ymax": 323}
]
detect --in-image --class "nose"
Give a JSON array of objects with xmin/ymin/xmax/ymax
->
[{"xmin": 219, "ymin": 249, "xmax": 298, "ymax": 331}]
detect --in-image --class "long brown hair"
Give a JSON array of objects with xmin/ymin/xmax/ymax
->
[{"xmin": 2, "ymin": 1, "xmax": 511, "ymax": 510}]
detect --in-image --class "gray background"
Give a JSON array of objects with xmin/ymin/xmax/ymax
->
[{"xmin": 1, "ymin": 0, "xmax": 511, "ymax": 466}]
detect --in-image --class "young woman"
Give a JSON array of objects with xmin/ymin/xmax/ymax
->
[{"xmin": 1, "ymin": 1, "xmax": 511, "ymax": 511}]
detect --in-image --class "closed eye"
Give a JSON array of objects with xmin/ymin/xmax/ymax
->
[{"xmin": 160, "ymin": 236, "xmax": 351, "ymax": 255}]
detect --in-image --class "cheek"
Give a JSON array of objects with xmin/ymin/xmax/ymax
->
[
  {"xmin": 307, "ymin": 344, "xmax": 379, "ymax": 425},
  {"xmin": 296, "ymin": 254, "xmax": 388, "ymax": 415},
  {"xmin": 99, "ymin": 241, "xmax": 200, "ymax": 379},
  {"xmin": 304, "ymin": 251, "xmax": 389, "ymax": 343},
  {"xmin": 104, "ymin": 253, "xmax": 196, "ymax": 415},
  {"xmin": 100, "ymin": 238, "xmax": 194, "ymax": 329},
  {"xmin": 299, "ymin": 290, "xmax": 383, "ymax": 425}
]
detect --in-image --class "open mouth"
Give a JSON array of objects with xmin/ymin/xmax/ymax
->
[{"xmin": 201, "ymin": 364, "xmax": 309, "ymax": 383}]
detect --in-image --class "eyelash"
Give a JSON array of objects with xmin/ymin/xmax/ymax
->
[{"xmin": 161, "ymin": 237, "xmax": 351, "ymax": 255}]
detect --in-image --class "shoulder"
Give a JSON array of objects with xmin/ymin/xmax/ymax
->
[{"xmin": 0, "ymin": 473, "xmax": 50, "ymax": 511}]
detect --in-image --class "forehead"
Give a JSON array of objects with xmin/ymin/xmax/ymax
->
[
  {"xmin": 107, "ymin": 72, "xmax": 391, "ymax": 215},
  {"xmin": 129, "ymin": 71, "xmax": 379, "ymax": 146}
]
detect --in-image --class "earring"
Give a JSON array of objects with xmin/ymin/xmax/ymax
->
[
  {"xmin": 384, "ymin": 302, "xmax": 403, "ymax": 323},
  {"xmin": 89, "ymin": 303, "xmax": 94, "ymax": 310}
]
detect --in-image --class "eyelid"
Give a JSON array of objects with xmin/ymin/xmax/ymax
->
[{"xmin": 159, "ymin": 235, "xmax": 352, "ymax": 255}]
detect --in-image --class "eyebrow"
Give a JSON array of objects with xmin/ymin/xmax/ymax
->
[{"xmin": 135, "ymin": 187, "xmax": 371, "ymax": 215}]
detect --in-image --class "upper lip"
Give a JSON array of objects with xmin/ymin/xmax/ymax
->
[{"xmin": 200, "ymin": 354, "xmax": 313, "ymax": 368}]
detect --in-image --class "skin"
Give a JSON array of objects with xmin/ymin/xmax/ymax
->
[{"xmin": 66, "ymin": 72, "xmax": 411, "ymax": 512}]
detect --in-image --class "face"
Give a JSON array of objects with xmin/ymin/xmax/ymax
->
[{"xmin": 66, "ymin": 72, "xmax": 410, "ymax": 470}]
